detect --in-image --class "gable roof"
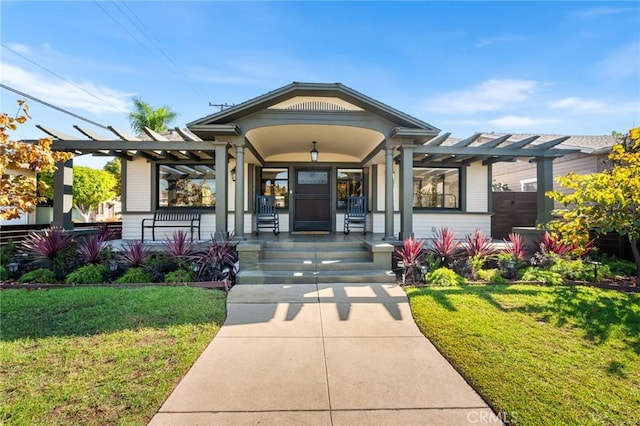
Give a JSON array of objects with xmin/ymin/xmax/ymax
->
[
  {"xmin": 187, "ymin": 82, "xmax": 440, "ymax": 132},
  {"xmin": 478, "ymin": 132, "xmax": 616, "ymax": 153}
]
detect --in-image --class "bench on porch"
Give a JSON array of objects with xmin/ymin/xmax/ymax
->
[
  {"xmin": 255, "ymin": 195, "xmax": 280, "ymax": 235},
  {"xmin": 343, "ymin": 196, "xmax": 367, "ymax": 235},
  {"xmin": 141, "ymin": 209, "xmax": 202, "ymax": 241}
]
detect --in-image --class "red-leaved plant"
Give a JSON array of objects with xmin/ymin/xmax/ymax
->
[
  {"xmin": 394, "ymin": 237, "xmax": 425, "ymax": 270},
  {"xmin": 465, "ymin": 228, "xmax": 496, "ymax": 258},
  {"xmin": 503, "ymin": 232, "xmax": 526, "ymax": 260},
  {"xmin": 539, "ymin": 231, "xmax": 574, "ymax": 256},
  {"xmin": 193, "ymin": 231, "xmax": 238, "ymax": 281},
  {"xmin": 119, "ymin": 240, "xmax": 150, "ymax": 268},
  {"xmin": 164, "ymin": 230, "xmax": 195, "ymax": 263},
  {"xmin": 77, "ymin": 233, "xmax": 107, "ymax": 264},
  {"xmin": 430, "ymin": 227, "xmax": 461, "ymax": 264},
  {"xmin": 21, "ymin": 226, "xmax": 74, "ymax": 262}
]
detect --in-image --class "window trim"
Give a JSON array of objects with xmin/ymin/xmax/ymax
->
[
  {"xmin": 411, "ymin": 166, "xmax": 462, "ymax": 211},
  {"xmin": 156, "ymin": 162, "xmax": 216, "ymax": 210},
  {"xmin": 336, "ymin": 168, "xmax": 365, "ymax": 210},
  {"xmin": 259, "ymin": 167, "xmax": 290, "ymax": 210}
]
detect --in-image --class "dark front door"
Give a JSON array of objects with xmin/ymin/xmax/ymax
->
[{"xmin": 293, "ymin": 168, "xmax": 331, "ymax": 231}]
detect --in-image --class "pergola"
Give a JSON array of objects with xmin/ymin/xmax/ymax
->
[{"xmin": 30, "ymin": 122, "xmax": 578, "ymax": 239}]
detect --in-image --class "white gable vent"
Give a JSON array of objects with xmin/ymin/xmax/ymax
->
[{"xmin": 285, "ymin": 101, "xmax": 348, "ymax": 112}]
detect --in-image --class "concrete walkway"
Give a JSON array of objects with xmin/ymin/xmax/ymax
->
[{"xmin": 149, "ymin": 283, "xmax": 502, "ymax": 425}]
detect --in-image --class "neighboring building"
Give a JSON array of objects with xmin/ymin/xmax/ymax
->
[
  {"xmin": 491, "ymin": 133, "xmax": 616, "ymax": 196},
  {"xmin": 34, "ymin": 82, "xmax": 577, "ymax": 240}
]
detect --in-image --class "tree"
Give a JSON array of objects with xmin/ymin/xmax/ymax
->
[
  {"xmin": 103, "ymin": 157, "xmax": 121, "ymax": 198},
  {"xmin": 128, "ymin": 97, "xmax": 178, "ymax": 135},
  {"xmin": 72, "ymin": 166, "xmax": 116, "ymax": 222},
  {"xmin": 546, "ymin": 127, "xmax": 640, "ymax": 281},
  {"xmin": 0, "ymin": 101, "xmax": 73, "ymax": 220}
]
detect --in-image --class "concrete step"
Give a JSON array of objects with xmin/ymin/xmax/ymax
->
[
  {"xmin": 236, "ymin": 269, "xmax": 396, "ymax": 285},
  {"xmin": 254, "ymin": 259, "xmax": 380, "ymax": 272},
  {"xmin": 263, "ymin": 240, "xmax": 365, "ymax": 250},
  {"xmin": 262, "ymin": 248, "xmax": 369, "ymax": 260}
]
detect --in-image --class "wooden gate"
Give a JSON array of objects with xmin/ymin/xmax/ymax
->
[{"xmin": 491, "ymin": 192, "xmax": 537, "ymax": 239}]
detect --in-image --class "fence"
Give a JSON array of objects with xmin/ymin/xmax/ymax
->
[{"xmin": 0, "ymin": 222, "xmax": 122, "ymax": 246}]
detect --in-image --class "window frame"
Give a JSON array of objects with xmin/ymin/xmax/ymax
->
[
  {"xmin": 259, "ymin": 167, "xmax": 290, "ymax": 210},
  {"xmin": 156, "ymin": 162, "xmax": 216, "ymax": 210},
  {"xmin": 336, "ymin": 168, "xmax": 365, "ymax": 210},
  {"xmin": 411, "ymin": 166, "xmax": 461, "ymax": 210}
]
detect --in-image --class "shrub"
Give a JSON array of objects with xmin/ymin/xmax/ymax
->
[
  {"xmin": 426, "ymin": 267, "xmax": 467, "ymax": 286},
  {"xmin": 0, "ymin": 240, "xmax": 16, "ymax": 265},
  {"xmin": 550, "ymin": 258, "xmax": 613, "ymax": 282},
  {"xmin": 164, "ymin": 269, "xmax": 193, "ymax": 283},
  {"xmin": 430, "ymin": 227, "xmax": 462, "ymax": 265},
  {"xmin": 450, "ymin": 257, "xmax": 474, "ymax": 280},
  {"xmin": 476, "ymin": 268, "xmax": 508, "ymax": 284},
  {"xmin": 0, "ymin": 265, "xmax": 9, "ymax": 281},
  {"xmin": 18, "ymin": 268, "xmax": 56, "ymax": 284},
  {"xmin": 601, "ymin": 255, "xmax": 636, "ymax": 277},
  {"xmin": 520, "ymin": 267, "xmax": 564, "ymax": 286},
  {"xmin": 114, "ymin": 267, "xmax": 151, "ymax": 284},
  {"xmin": 65, "ymin": 264, "xmax": 107, "ymax": 285},
  {"xmin": 497, "ymin": 252, "xmax": 526, "ymax": 279},
  {"xmin": 538, "ymin": 231, "xmax": 574, "ymax": 256},
  {"xmin": 144, "ymin": 251, "xmax": 175, "ymax": 282}
]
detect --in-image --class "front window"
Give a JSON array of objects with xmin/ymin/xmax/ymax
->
[
  {"xmin": 260, "ymin": 168, "xmax": 289, "ymax": 208},
  {"xmin": 413, "ymin": 167, "xmax": 460, "ymax": 209},
  {"xmin": 337, "ymin": 169, "xmax": 363, "ymax": 208},
  {"xmin": 158, "ymin": 164, "xmax": 215, "ymax": 208}
]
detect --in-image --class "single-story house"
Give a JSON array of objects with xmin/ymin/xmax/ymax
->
[
  {"xmin": 34, "ymin": 82, "xmax": 578, "ymax": 240},
  {"xmin": 491, "ymin": 133, "xmax": 616, "ymax": 196}
]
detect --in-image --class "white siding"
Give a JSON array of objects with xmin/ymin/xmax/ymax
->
[
  {"xmin": 122, "ymin": 212, "xmax": 216, "ymax": 241},
  {"xmin": 375, "ymin": 163, "xmax": 398, "ymax": 211},
  {"xmin": 371, "ymin": 213, "xmax": 401, "ymax": 234},
  {"xmin": 466, "ymin": 162, "xmax": 488, "ymax": 212},
  {"xmin": 413, "ymin": 213, "xmax": 491, "ymax": 240},
  {"xmin": 125, "ymin": 159, "xmax": 151, "ymax": 212}
]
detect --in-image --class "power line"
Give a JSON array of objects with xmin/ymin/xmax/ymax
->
[
  {"xmin": 115, "ymin": 0, "xmax": 211, "ymax": 101},
  {"xmin": 0, "ymin": 84, "xmax": 110, "ymax": 130},
  {"xmin": 1, "ymin": 43, "xmax": 129, "ymax": 114}
]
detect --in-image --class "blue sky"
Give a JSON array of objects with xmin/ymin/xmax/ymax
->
[{"xmin": 1, "ymin": 1, "xmax": 639, "ymax": 168}]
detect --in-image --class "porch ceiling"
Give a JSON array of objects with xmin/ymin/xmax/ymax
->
[{"xmin": 246, "ymin": 124, "xmax": 383, "ymax": 163}]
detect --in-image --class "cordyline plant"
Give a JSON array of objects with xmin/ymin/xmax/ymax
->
[
  {"xmin": 430, "ymin": 227, "xmax": 461, "ymax": 265},
  {"xmin": 164, "ymin": 230, "xmax": 195, "ymax": 265},
  {"xmin": 118, "ymin": 240, "xmax": 150, "ymax": 268},
  {"xmin": 465, "ymin": 228, "xmax": 497, "ymax": 259},
  {"xmin": 21, "ymin": 227, "xmax": 74, "ymax": 263},
  {"xmin": 193, "ymin": 231, "xmax": 238, "ymax": 281},
  {"xmin": 394, "ymin": 237, "xmax": 425, "ymax": 268},
  {"xmin": 77, "ymin": 233, "xmax": 107, "ymax": 264},
  {"xmin": 503, "ymin": 232, "xmax": 527, "ymax": 260},
  {"xmin": 538, "ymin": 231, "xmax": 575, "ymax": 256},
  {"xmin": 0, "ymin": 100, "xmax": 73, "ymax": 220}
]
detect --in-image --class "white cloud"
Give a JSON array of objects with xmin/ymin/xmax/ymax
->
[
  {"xmin": 0, "ymin": 63, "xmax": 132, "ymax": 114},
  {"xmin": 474, "ymin": 35, "xmax": 521, "ymax": 48},
  {"xmin": 488, "ymin": 116, "xmax": 558, "ymax": 128},
  {"xmin": 426, "ymin": 79, "xmax": 542, "ymax": 114},
  {"xmin": 575, "ymin": 7, "xmax": 637, "ymax": 18},
  {"xmin": 549, "ymin": 96, "xmax": 639, "ymax": 115},
  {"xmin": 595, "ymin": 42, "xmax": 640, "ymax": 78}
]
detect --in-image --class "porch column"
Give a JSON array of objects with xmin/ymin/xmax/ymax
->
[
  {"xmin": 53, "ymin": 158, "xmax": 73, "ymax": 230},
  {"xmin": 383, "ymin": 145, "xmax": 395, "ymax": 240},
  {"xmin": 213, "ymin": 142, "xmax": 228, "ymax": 233},
  {"xmin": 234, "ymin": 142, "xmax": 246, "ymax": 239},
  {"xmin": 536, "ymin": 157, "xmax": 554, "ymax": 225},
  {"xmin": 398, "ymin": 145, "xmax": 415, "ymax": 239}
]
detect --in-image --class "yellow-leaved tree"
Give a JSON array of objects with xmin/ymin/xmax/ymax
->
[
  {"xmin": 546, "ymin": 127, "xmax": 640, "ymax": 281},
  {"xmin": 0, "ymin": 101, "xmax": 73, "ymax": 220}
]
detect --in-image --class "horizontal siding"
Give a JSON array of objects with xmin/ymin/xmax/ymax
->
[
  {"xmin": 413, "ymin": 213, "xmax": 491, "ymax": 240},
  {"xmin": 371, "ymin": 213, "xmax": 401, "ymax": 234},
  {"xmin": 467, "ymin": 162, "xmax": 488, "ymax": 212},
  {"xmin": 122, "ymin": 213, "xmax": 216, "ymax": 240},
  {"xmin": 375, "ymin": 163, "xmax": 398, "ymax": 211},
  {"xmin": 125, "ymin": 159, "xmax": 151, "ymax": 212}
]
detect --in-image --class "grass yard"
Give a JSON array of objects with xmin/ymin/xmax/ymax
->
[
  {"xmin": 0, "ymin": 286, "xmax": 226, "ymax": 425},
  {"xmin": 406, "ymin": 284, "xmax": 640, "ymax": 425}
]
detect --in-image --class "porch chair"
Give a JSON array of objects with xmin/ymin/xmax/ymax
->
[
  {"xmin": 255, "ymin": 195, "xmax": 280, "ymax": 235},
  {"xmin": 343, "ymin": 195, "xmax": 367, "ymax": 235}
]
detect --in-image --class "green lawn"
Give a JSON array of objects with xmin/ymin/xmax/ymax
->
[
  {"xmin": 0, "ymin": 286, "xmax": 226, "ymax": 425},
  {"xmin": 406, "ymin": 284, "xmax": 640, "ymax": 425}
]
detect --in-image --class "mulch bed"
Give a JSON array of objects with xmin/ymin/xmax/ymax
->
[{"xmin": 0, "ymin": 281, "xmax": 232, "ymax": 291}]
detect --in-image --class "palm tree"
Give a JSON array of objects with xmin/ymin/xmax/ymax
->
[{"xmin": 128, "ymin": 97, "xmax": 178, "ymax": 135}]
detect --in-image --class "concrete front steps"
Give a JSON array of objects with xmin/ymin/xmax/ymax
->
[{"xmin": 236, "ymin": 240, "xmax": 395, "ymax": 285}]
